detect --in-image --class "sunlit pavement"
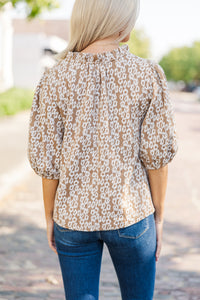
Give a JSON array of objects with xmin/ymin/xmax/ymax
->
[
  {"xmin": 0, "ymin": 92, "xmax": 199, "ymax": 299},
  {"xmin": 0, "ymin": 110, "xmax": 31, "ymax": 200}
]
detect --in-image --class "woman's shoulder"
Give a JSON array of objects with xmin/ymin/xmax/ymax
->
[
  {"xmin": 38, "ymin": 58, "xmax": 67, "ymax": 87},
  {"xmin": 130, "ymin": 53, "xmax": 167, "ymax": 83},
  {"xmin": 127, "ymin": 52, "xmax": 161, "ymax": 78}
]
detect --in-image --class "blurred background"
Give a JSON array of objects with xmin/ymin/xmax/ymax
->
[{"xmin": 0, "ymin": 1, "xmax": 199, "ymax": 299}]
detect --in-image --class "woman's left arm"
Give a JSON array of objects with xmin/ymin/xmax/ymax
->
[
  {"xmin": 28, "ymin": 70, "xmax": 65, "ymax": 255},
  {"xmin": 42, "ymin": 178, "xmax": 59, "ymax": 254}
]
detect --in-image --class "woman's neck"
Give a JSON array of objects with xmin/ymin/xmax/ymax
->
[{"xmin": 80, "ymin": 39, "xmax": 119, "ymax": 54}]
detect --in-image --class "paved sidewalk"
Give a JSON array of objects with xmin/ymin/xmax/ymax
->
[
  {"xmin": 0, "ymin": 92, "xmax": 200, "ymax": 299},
  {"xmin": 0, "ymin": 110, "xmax": 32, "ymax": 200}
]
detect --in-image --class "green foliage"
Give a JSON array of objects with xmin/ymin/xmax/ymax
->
[
  {"xmin": 0, "ymin": 87, "xmax": 34, "ymax": 117},
  {"xmin": 0, "ymin": 0, "xmax": 60, "ymax": 19},
  {"xmin": 159, "ymin": 41, "xmax": 200, "ymax": 83},
  {"xmin": 126, "ymin": 28, "xmax": 151, "ymax": 58}
]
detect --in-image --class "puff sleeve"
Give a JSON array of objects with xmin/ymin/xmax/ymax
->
[
  {"xmin": 139, "ymin": 61, "xmax": 178, "ymax": 170},
  {"xmin": 27, "ymin": 70, "xmax": 65, "ymax": 179}
]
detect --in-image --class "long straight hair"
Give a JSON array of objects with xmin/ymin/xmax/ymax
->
[{"xmin": 54, "ymin": 0, "xmax": 140, "ymax": 61}]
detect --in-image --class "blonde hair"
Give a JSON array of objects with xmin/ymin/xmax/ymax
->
[{"xmin": 54, "ymin": 0, "xmax": 140, "ymax": 61}]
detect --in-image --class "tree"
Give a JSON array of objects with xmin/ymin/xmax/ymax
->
[
  {"xmin": 0, "ymin": 0, "xmax": 59, "ymax": 19},
  {"xmin": 159, "ymin": 41, "xmax": 200, "ymax": 84},
  {"xmin": 126, "ymin": 28, "xmax": 152, "ymax": 58}
]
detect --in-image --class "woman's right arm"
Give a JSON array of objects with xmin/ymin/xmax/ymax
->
[
  {"xmin": 147, "ymin": 164, "xmax": 168, "ymax": 261},
  {"xmin": 139, "ymin": 62, "xmax": 179, "ymax": 261}
]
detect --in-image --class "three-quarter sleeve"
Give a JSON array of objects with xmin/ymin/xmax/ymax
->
[
  {"xmin": 139, "ymin": 61, "xmax": 178, "ymax": 170},
  {"xmin": 27, "ymin": 70, "xmax": 65, "ymax": 179}
]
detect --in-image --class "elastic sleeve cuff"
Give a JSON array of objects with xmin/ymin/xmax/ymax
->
[
  {"xmin": 143, "ymin": 144, "xmax": 178, "ymax": 170},
  {"xmin": 30, "ymin": 164, "xmax": 60, "ymax": 180}
]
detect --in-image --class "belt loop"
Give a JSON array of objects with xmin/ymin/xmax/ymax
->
[{"xmin": 98, "ymin": 230, "xmax": 102, "ymax": 240}]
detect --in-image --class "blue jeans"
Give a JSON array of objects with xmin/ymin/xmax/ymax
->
[{"xmin": 54, "ymin": 213, "xmax": 156, "ymax": 300}]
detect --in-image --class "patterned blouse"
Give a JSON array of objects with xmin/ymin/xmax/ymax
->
[{"xmin": 27, "ymin": 43, "xmax": 178, "ymax": 231}]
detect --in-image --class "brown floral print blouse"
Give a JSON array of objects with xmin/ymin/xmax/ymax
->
[{"xmin": 27, "ymin": 44, "xmax": 178, "ymax": 231}]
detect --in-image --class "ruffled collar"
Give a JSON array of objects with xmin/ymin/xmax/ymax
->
[{"xmin": 66, "ymin": 44, "xmax": 129, "ymax": 63}]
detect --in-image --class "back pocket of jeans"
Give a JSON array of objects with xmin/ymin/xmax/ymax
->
[{"xmin": 117, "ymin": 216, "xmax": 149, "ymax": 239}]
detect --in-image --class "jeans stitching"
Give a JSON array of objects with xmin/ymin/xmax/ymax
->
[{"xmin": 55, "ymin": 222, "xmax": 73, "ymax": 232}]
